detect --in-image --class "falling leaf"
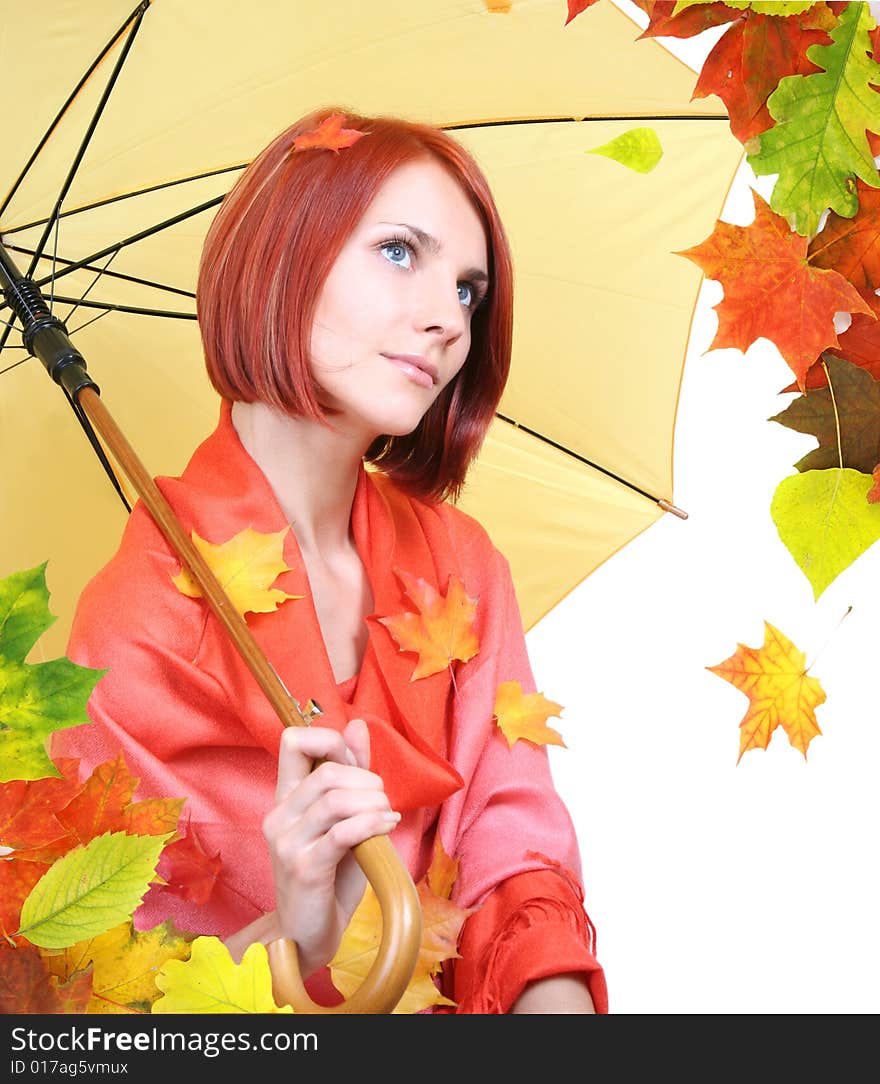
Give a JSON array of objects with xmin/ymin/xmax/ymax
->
[
  {"xmin": 328, "ymin": 878, "xmax": 472, "ymax": 1014},
  {"xmin": 172, "ymin": 526, "xmax": 302, "ymax": 618},
  {"xmin": 587, "ymin": 127, "xmax": 663, "ymax": 173},
  {"xmin": 747, "ymin": 1, "xmax": 880, "ymax": 237},
  {"xmin": 378, "ymin": 569, "xmax": 479, "ymax": 680},
  {"xmin": 493, "ymin": 680, "xmax": 566, "ymax": 749},
  {"xmin": 707, "ymin": 621, "xmax": 826, "ymax": 761},
  {"xmin": 692, "ymin": 6, "xmax": 833, "ymax": 142},
  {"xmin": 769, "ymin": 354, "xmax": 880, "ymax": 474},
  {"xmin": 291, "ymin": 113, "xmax": 367, "ymax": 154},
  {"xmin": 0, "ymin": 564, "xmax": 106, "ymax": 782},
  {"xmin": 677, "ymin": 188, "xmax": 874, "ymax": 387},
  {"xmin": 564, "ymin": 0, "xmax": 601, "ymax": 25},
  {"xmin": 16, "ymin": 830, "xmax": 171, "ymax": 949},
  {"xmin": 0, "ymin": 943, "xmax": 92, "ymax": 1014},
  {"xmin": 770, "ymin": 467, "xmax": 880, "ymax": 598},
  {"xmin": 43, "ymin": 920, "xmax": 193, "ymax": 1015},
  {"xmin": 153, "ymin": 936, "xmax": 293, "ymax": 1014}
]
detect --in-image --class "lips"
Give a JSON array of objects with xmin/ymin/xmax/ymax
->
[{"xmin": 381, "ymin": 353, "xmax": 439, "ymax": 389}]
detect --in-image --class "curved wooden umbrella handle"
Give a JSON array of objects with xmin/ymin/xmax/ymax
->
[{"xmin": 75, "ymin": 386, "xmax": 423, "ymax": 1013}]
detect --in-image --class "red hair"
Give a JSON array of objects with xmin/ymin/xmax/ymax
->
[{"xmin": 196, "ymin": 106, "xmax": 513, "ymax": 502}]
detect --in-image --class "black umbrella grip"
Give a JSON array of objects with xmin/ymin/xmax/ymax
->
[{"xmin": 0, "ymin": 244, "xmax": 98, "ymax": 399}]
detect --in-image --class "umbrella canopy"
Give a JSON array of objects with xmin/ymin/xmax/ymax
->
[{"xmin": 1, "ymin": 0, "xmax": 742, "ymax": 662}]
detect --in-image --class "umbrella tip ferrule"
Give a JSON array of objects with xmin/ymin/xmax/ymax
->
[{"xmin": 658, "ymin": 499, "xmax": 688, "ymax": 520}]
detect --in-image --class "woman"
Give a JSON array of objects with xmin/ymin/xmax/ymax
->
[{"xmin": 55, "ymin": 107, "xmax": 607, "ymax": 1014}]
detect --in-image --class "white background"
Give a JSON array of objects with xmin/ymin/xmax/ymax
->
[{"xmin": 526, "ymin": 1, "xmax": 880, "ymax": 1013}]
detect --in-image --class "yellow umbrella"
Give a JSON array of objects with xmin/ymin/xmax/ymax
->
[{"xmin": 1, "ymin": 0, "xmax": 741, "ymax": 662}]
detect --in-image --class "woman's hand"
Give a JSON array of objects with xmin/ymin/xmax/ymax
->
[{"xmin": 261, "ymin": 717, "xmax": 400, "ymax": 978}]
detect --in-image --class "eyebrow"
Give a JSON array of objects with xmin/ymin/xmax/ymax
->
[{"xmin": 378, "ymin": 221, "xmax": 490, "ymax": 285}]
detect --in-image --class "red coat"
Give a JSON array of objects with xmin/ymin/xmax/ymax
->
[{"xmin": 55, "ymin": 401, "xmax": 607, "ymax": 1013}]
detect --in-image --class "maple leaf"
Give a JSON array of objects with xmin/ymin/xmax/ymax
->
[
  {"xmin": 747, "ymin": 1, "xmax": 880, "ymax": 237},
  {"xmin": 427, "ymin": 836, "xmax": 459, "ymax": 901},
  {"xmin": 564, "ymin": 0, "xmax": 602, "ymax": 26},
  {"xmin": 707, "ymin": 621, "xmax": 826, "ymax": 762},
  {"xmin": 771, "ymin": 467, "xmax": 880, "ymax": 598},
  {"xmin": 153, "ymin": 936, "xmax": 293, "ymax": 1013},
  {"xmin": 154, "ymin": 822, "xmax": 222, "ymax": 906},
  {"xmin": 677, "ymin": 187, "xmax": 874, "ymax": 387},
  {"xmin": 0, "ymin": 858, "xmax": 49, "ymax": 946},
  {"xmin": 0, "ymin": 759, "xmax": 82, "ymax": 851},
  {"xmin": 635, "ymin": 1, "xmax": 741, "ymax": 41},
  {"xmin": 0, "ymin": 943, "xmax": 92, "ymax": 1014},
  {"xmin": 0, "ymin": 563, "xmax": 105, "ymax": 782},
  {"xmin": 328, "ymin": 878, "xmax": 473, "ymax": 1014},
  {"xmin": 493, "ymin": 680, "xmax": 566, "ymax": 750},
  {"xmin": 786, "ymin": 290, "xmax": 880, "ymax": 392},
  {"xmin": 56, "ymin": 754, "xmax": 182, "ymax": 846},
  {"xmin": 42, "ymin": 920, "xmax": 193, "ymax": 1015},
  {"xmin": 16, "ymin": 830, "xmax": 171, "ymax": 949},
  {"xmin": 770, "ymin": 354, "xmax": 880, "ymax": 475},
  {"xmin": 172, "ymin": 526, "xmax": 302, "ymax": 618},
  {"xmin": 378, "ymin": 569, "xmax": 479, "ymax": 680},
  {"xmin": 808, "ymin": 178, "xmax": 880, "ymax": 292},
  {"xmin": 291, "ymin": 113, "xmax": 367, "ymax": 154},
  {"xmin": 692, "ymin": 6, "xmax": 833, "ymax": 143}
]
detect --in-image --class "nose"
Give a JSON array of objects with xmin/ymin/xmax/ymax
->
[{"xmin": 415, "ymin": 266, "xmax": 467, "ymax": 343}]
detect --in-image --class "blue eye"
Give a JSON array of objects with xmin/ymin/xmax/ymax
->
[
  {"xmin": 380, "ymin": 240, "xmax": 412, "ymax": 268},
  {"xmin": 458, "ymin": 282, "xmax": 474, "ymax": 308}
]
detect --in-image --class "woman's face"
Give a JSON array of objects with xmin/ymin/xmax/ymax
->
[{"xmin": 309, "ymin": 156, "xmax": 489, "ymax": 441}]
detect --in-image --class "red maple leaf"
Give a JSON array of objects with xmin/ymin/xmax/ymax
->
[
  {"xmin": 155, "ymin": 822, "xmax": 222, "ymax": 906},
  {"xmin": 0, "ymin": 759, "xmax": 82, "ymax": 851},
  {"xmin": 693, "ymin": 7, "xmax": 833, "ymax": 143},
  {"xmin": 0, "ymin": 944, "xmax": 92, "ymax": 1014},
  {"xmin": 677, "ymin": 189, "xmax": 874, "ymax": 389},
  {"xmin": 292, "ymin": 113, "xmax": 367, "ymax": 154}
]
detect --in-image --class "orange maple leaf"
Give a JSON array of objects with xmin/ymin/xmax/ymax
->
[
  {"xmin": 291, "ymin": 113, "xmax": 367, "ymax": 154},
  {"xmin": 677, "ymin": 188, "xmax": 874, "ymax": 389},
  {"xmin": 378, "ymin": 569, "xmax": 479, "ymax": 680},
  {"xmin": 707, "ymin": 621, "xmax": 826, "ymax": 763},
  {"xmin": 493, "ymin": 680, "xmax": 566, "ymax": 749},
  {"xmin": 172, "ymin": 526, "xmax": 302, "ymax": 618}
]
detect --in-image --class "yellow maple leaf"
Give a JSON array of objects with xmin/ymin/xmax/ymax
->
[
  {"xmin": 707, "ymin": 621, "xmax": 826, "ymax": 763},
  {"xmin": 378, "ymin": 569, "xmax": 479, "ymax": 680},
  {"xmin": 493, "ymin": 680, "xmax": 566, "ymax": 749},
  {"xmin": 427, "ymin": 836, "xmax": 459, "ymax": 901},
  {"xmin": 328, "ymin": 874, "xmax": 473, "ymax": 1014},
  {"xmin": 41, "ymin": 920, "xmax": 193, "ymax": 1014},
  {"xmin": 152, "ymin": 935, "xmax": 293, "ymax": 1014},
  {"xmin": 171, "ymin": 526, "xmax": 302, "ymax": 618}
]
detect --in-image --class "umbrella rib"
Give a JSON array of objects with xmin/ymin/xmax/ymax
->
[
  {"xmin": 26, "ymin": 2, "xmax": 150, "ymax": 279},
  {"xmin": 1, "ymin": 243, "xmax": 195, "ymax": 300},
  {"xmin": 494, "ymin": 411, "xmax": 675, "ymax": 511},
  {"xmin": 3, "ymin": 167, "xmax": 243, "ymax": 237},
  {"xmin": 41, "ymin": 295, "xmax": 195, "ymax": 321},
  {"xmin": 0, "ymin": 1, "xmax": 149, "ymax": 221},
  {"xmin": 442, "ymin": 113, "xmax": 729, "ymax": 131}
]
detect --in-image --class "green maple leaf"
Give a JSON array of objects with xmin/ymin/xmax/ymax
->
[
  {"xmin": 770, "ymin": 353, "xmax": 880, "ymax": 474},
  {"xmin": 770, "ymin": 467, "xmax": 880, "ymax": 598},
  {"xmin": 747, "ymin": 1, "xmax": 880, "ymax": 237},
  {"xmin": 0, "ymin": 563, "xmax": 105, "ymax": 782}
]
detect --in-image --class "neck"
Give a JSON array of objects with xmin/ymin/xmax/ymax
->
[{"xmin": 230, "ymin": 400, "xmax": 367, "ymax": 554}]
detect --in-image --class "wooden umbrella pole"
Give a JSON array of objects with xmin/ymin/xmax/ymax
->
[{"xmin": 76, "ymin": 386, "xmax": 422, "ymax": 1014}]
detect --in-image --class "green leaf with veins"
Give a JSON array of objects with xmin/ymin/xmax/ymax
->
[{"xmin": 747, "ymin": 1, "xmax": 880, "ymax": 237}]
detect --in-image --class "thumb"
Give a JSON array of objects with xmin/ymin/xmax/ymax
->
[{"xmin": 343, "ymin": 717, "xmax": 371, "ymax": 770}]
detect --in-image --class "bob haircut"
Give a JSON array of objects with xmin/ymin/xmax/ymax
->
[{"xmin": 197, "ymin": 106, "xmax": 514, "ymax": 503}]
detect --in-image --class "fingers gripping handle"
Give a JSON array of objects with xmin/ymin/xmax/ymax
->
[{"xmin": 267, "ymin": 833, "xmax": 422, "ymax": 1013}]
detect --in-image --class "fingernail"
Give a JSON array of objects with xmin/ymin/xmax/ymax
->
[{"xmin": 383, "ymin": 811, "xmax": 402, "ymax": 823}]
